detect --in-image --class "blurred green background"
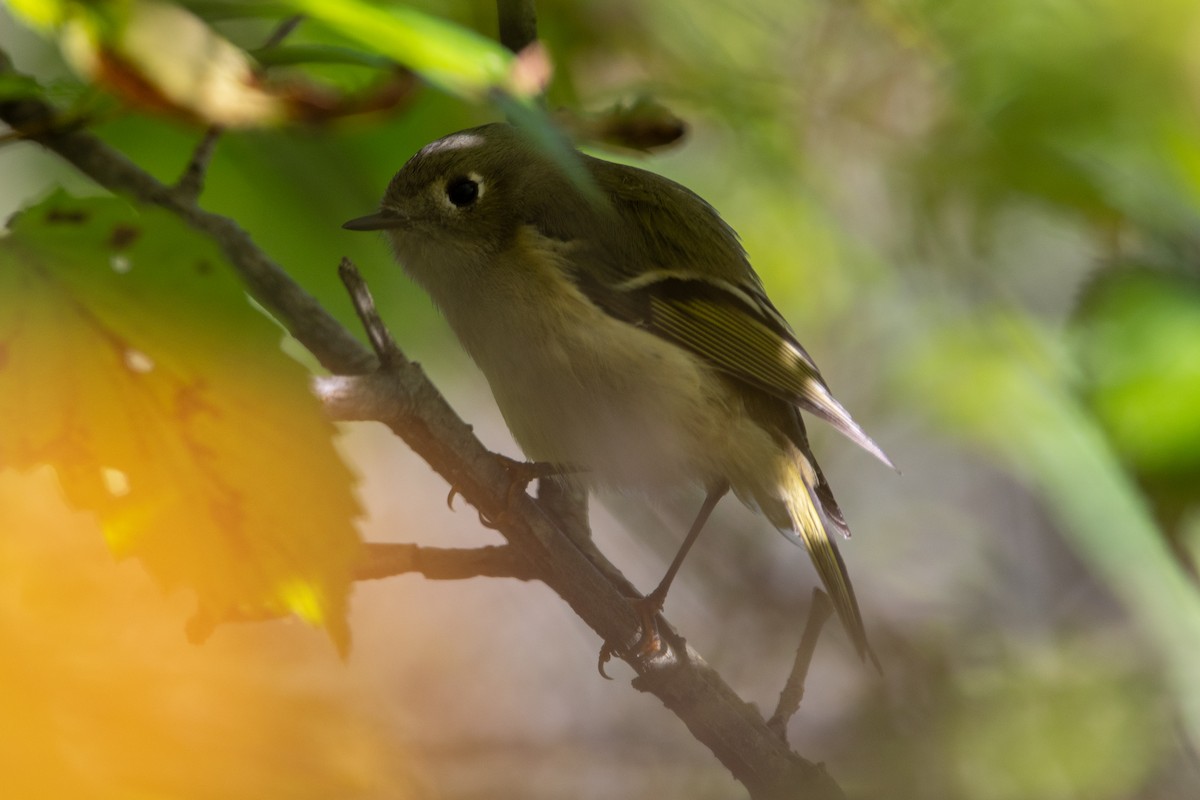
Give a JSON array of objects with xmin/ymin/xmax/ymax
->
[{"xmin": 3, "ymin": 0, "xmax": 1200, "ymax": 798}]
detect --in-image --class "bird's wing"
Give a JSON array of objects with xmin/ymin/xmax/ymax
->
[{"xmin": 569, "ymin": 262, "xmax": 894, "ymax": 469}]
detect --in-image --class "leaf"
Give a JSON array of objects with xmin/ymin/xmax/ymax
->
[
  {"xmin": 0, "ymin": 72, "xmax": 46, "ymax": 102},
  {"xmin": 284, "ymin": 0, "xmax": 533, "ymax": 100},
  {"xmin": 0, "ymin": 193, "xmax": 361, "ymax": 651}
]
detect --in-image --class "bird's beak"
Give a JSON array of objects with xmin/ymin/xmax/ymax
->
[{"xmin": 342, "ymin": 212, "xmax": 406, "ymax": 231}]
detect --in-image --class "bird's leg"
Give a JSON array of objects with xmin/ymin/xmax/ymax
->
[
  {"xmin": 599, "ymin": 481, "xmax": 730, "ymax": 675},
  {"xmin": 634, "ymin": 481, "xmax": 730, "ymax": 652}
]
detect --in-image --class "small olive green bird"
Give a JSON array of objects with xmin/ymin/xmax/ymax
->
[{"xmin": 345, "ymin": 123, "xmax": 893, "ymax": 662}]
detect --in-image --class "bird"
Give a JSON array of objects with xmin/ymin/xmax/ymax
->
[{"xmin": 344, "ymin": 122, "xmax": 893, "ymax": 664}]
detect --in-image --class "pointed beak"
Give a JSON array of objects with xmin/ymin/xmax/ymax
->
[{"xmin": 342, "ymin": 212, "xmax": 406, "ymax": 231}]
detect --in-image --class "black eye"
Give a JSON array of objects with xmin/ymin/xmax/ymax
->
[{"xmin": 445, "ymin": 176, "xmax": 480, "ymax": 207}]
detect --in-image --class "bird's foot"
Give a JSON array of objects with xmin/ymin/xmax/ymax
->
[{"xmin": 597, "ymin": 592, "xmax": 668, "ymax": 679}]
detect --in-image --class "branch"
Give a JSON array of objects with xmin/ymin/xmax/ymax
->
[
  {"xmin": 338, "ymin": 257, "xmax": 402, "ymax": 367},
  {"xmin": 1, "ymin": 43, "xmax": 846, "ymax": 800},
  {"xmin": 355, "ymin": 543, "xmax": 539, "ymax": 581},
  {"xmin": 768, "ymin": 589, "xmax": 833, "ymax": 739}
]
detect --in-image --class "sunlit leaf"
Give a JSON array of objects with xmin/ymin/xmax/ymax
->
[
  {"xmin": 284, "ymin": 0, "xmax": 536, "ymax": 100},
  {"xmin": 0, "ymin": 193, "xmax": 361, "ymax": 651}
]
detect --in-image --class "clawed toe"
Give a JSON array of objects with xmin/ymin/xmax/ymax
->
[{"xmin": 596, "ymin": 593, "xmax": 669, "ymax": 678}]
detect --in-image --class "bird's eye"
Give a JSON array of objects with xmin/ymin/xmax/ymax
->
[{"xmin": 445, "ymin": 176, "xmax": 480, "ymax": 208}]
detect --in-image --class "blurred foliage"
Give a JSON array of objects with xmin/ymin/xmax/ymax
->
[
  {"xmin": 1075, "ymin": 269, "xmax": 1200, "ymax": 480},
  {"xmin": 944, "ymin": 652, "xmax": 1161, "ymax": 800},
  {"xmin": 905, "ymin": 0, "xmax": 1200, "ymax": 230},
  {"xmin": 912, "ymin": 313, "xmax": 1200, "ymax": 751},
  {"xmin": 3, "ymin": 0, "xmax": 1200, "ymax": 798}
]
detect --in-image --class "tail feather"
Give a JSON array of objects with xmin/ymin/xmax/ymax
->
[
  {"xmin": 782, "ymin": 461, "xmax": 876, "ymax": 666},
  {"xmin": 799, "ymin": 382, "xmax": 895, "ymax": 472}
]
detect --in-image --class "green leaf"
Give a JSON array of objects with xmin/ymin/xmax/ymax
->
[
  {"xmin": 283, "ymin": 0, "xmax": 523, "ymax": 100},
  {"xmin": 0, "ymin": 194, "xmax": 361, "ymax": 651},
  {"xmin": 0, "ymin": 72, "xmax": 45, "ymax": 101}
]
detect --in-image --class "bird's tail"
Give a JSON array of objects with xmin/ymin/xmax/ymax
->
[{"xmin": 778, "ymin": 457, "xmax": 877, "ymax": 667}]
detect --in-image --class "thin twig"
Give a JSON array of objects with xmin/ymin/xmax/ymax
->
[
  {"xmin": 768, "ymin": 589, "xmax": 834, "ymax": 740},
  {"xmin": 497, "ymin": 0, "xmax": 539, "ymax": 53},
  {"xmin": 173, "ymin": 126, "xmax": 222, "ymax": 203},
  {"xmin": 355, "ymin": 543, "xmax": 539, "ymax": 581},
  {"xmin": 261, "ymin": 14, "xmax": 306, "ymax": 52},
  {"xmin": 172, "ymin": 14, "xmax": 305, "ymax": 205},
  {"xmin": 337, "ymin": 258, "xmax": 402, "ymax": 367}
]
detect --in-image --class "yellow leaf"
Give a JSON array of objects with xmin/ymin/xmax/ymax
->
[{"xmin": 0, "ymin": 194, "xmax": 361, "ymax": 651}]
